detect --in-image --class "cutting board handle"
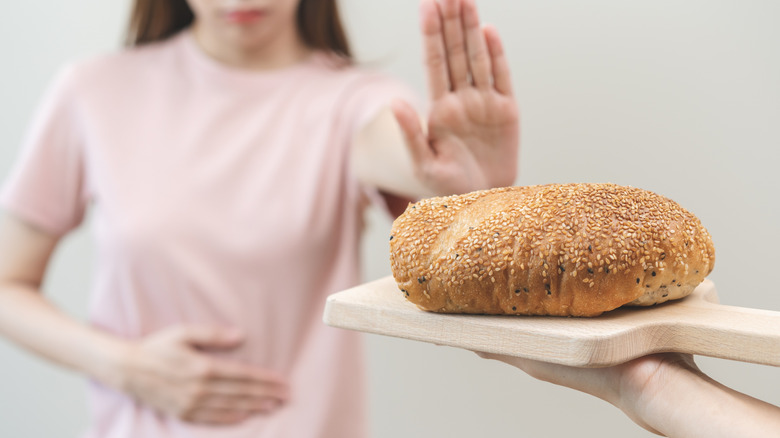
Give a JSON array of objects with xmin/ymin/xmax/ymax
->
[{"xmin": 622, "ymin": 280, "xmax": 780, "ymax": 367}]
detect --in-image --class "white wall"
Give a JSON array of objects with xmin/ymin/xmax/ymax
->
[
  {"xmin": 0, "ymin": 1, "xmax": 129, "ymax": 435},
  {"xmin": 1, "ymin": 1, "xmax": 778, "ymax": 437}
]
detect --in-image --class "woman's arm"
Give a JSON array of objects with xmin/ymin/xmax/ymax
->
[
  {"xmin": 478, "ymin": 352, "xmax": 780, "ymax": 437},
  {"xmin": 352, "ymin": 107, "xmax": 438, "ymax": 201},
  {"xmin": 0, "ymin": 212, "xmax": 288, "ymax": 424},
  {"xmin": 352, "ymin": 0, "xmax": 519, "ymax": 201},
  {"xmin": 0, "ymin": 212, "xmax": 127, "ymax": 386}
]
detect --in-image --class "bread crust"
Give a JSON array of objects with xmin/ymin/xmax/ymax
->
[{"xmin": 389, "ymin": 184, "xmax": 715, "ymax": 317}]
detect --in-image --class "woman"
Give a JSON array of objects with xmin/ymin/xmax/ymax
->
[{"xmin": 0, "ymin": 0, "xmax": 519, "ymax": 436}]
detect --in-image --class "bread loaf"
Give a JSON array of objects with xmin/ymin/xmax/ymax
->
[{"xmin": 389, "ymin": 184, "xmax": 715, "ymax": 317}]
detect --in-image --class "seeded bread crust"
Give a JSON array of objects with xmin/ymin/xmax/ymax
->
[{"xmin": 389, "ymin": 184, "xmax": 715, "ymax": 317}]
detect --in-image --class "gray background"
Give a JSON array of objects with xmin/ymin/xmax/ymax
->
[{"xmin": 1, "ymin": 1, "xmax": 778, "ymax": 436}]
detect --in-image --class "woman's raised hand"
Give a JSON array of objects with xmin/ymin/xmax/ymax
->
[
  {"xmin": 393, "ymin": 0, "xmax": 520, "ymax": 196},
  {"xmin": 118, "ymin": 326, "xmax": 289, "ymax": 425}
]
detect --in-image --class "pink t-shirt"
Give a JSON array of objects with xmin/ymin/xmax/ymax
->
[{"xmin": 1, "ymin": 30, "xmax": 415, "ymax": 438}]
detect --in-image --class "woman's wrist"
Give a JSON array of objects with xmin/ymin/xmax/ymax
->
[
  {"xmin": 74, "ymin": 327, "xmax": 135, "ymax": 391},
  {"xmin": 613, "ymin": 354, "xmax": 700, "ymax": 435},
  {"xmin": 616, "ymin": 354, "xmax": 780, "ymax": 437}
]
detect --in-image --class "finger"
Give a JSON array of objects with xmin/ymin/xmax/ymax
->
[
  {"xmin": 199, "ymin": 394, "xmax": 283, "ymax": 413},
  {"xmin": 441, "ymin": 0, "xmax": 470, "ymax": 90},
  {"xmin": 483, "ymin": 24, "xmax": 514, "ymax": 95},
  {"xmin": 208, "ymin": 360, "xmax": 288, "ymax": 384},
  {"xmin": 477, "ymin": 351, "xmax": 573, "ymax": 384},
  {"xmin": 207, "ymin": 376, "xmax": 290, "ymax": 402},
  {"xmin": 174, "ymin": 326, "xmax": 244, "ymax": 350},
  {"xmin": 420, "ymin": 0, "xmax": 449, "ymax": 99},
  {"xmin": 462, "ymin": 0, "xmax": 491, "ymax": 89},
  {"xmin": 186, "ymin": 408, "xmax": 253, "ymax": 425},
  {"xmin": 477, "ymin": 352, "xmax": 618, "ymax": 403},
  {"xmin": 475, "ymin": 351, "xmax": 525, "ymax": 367},
  {"xmin": 391, "ymin": 99, "xmax": 434, "ymax": 165},
  {"xmin": 206, "ymin": 361, "xmax": 290, "ymax": 396}
]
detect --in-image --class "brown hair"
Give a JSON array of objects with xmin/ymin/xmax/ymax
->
[{"xmin": 125, "ymin": 0, "xmax": 352, "ymax": 59}]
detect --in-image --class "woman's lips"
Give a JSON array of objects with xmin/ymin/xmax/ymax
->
[{"xmin": 224, "ymin": 9, "xmax": 266, "ymax": 24}]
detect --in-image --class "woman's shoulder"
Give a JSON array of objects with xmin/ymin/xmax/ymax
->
[{"xmin": 56, "ymin": 35, "xmax": 184, "ymax": 93}]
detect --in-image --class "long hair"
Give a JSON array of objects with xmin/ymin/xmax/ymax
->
[{"xmin": 124, "ymin": 0, "xmax": 352, "ymax": 60}]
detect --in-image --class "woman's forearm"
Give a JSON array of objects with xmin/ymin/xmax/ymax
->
[
  {"xmin": 479, "ymin": 352, "xmax": 780, "ymax": 437},
  {"xmin": 0, "ymin": 282, "xmax": 129, "ymax": 389},
  {"xmin": 630, "ymin": 364, "xmax": 780, "ymax": 437}
]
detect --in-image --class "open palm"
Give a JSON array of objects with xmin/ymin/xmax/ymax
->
[{"xmin": 393, "ymin": 0, "xmax": 520, "ymax": 196}]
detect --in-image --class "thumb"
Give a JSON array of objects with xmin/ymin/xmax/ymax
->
[
  {"xmin": 390, "ymin": 99, "xmax": 434, "ymax": 165},
  {"xmin": 174, "ymin": 326, "xmax": 245, "ymax": 350}
]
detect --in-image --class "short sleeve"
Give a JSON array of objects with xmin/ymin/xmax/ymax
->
[
  {"xmin": 338, "ymin": 71, "xmax": 423, "ymax": 213},
  {"xmin": 341, "ymin": 71, "xmax": 422, "ymax": 139},
  {"xmin": 0, "ymin": 65, "xmax": 88, "ymax": 236}
]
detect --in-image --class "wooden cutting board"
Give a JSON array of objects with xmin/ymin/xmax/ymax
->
[{"xmin": 323, "ymin": 276, "xmax": 780, "ymax": 367}]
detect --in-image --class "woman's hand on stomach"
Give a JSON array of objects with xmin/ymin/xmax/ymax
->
[{"xmin": 117, "ymin": 325, "xmax": 289, "ymax": 425}]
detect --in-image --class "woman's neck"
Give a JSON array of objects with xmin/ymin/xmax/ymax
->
[{"xmin": 191, "ymin": 22, "xmax": 312, "ymax": 71}]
